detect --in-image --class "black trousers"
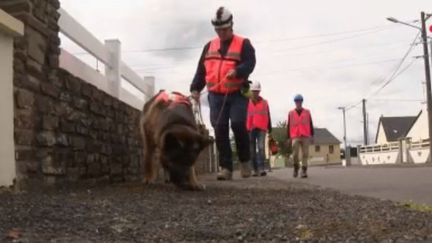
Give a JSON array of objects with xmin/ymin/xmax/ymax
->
[{"xmin": 208, "ymin": 92, "xmax": 250, "ymax": 171}]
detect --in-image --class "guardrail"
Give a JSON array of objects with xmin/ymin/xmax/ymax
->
[
  {"xmin": 57, "ymin": 8, "xmax": 154, "ymax": 110},
  {"xmin": 359, "ymin": 142, "xmax": 400, "ymax": 153},
  {"xmin": 411, "ymin": 139, "xmax": 430, "ymax": 149}
]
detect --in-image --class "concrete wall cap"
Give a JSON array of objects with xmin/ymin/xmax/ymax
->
[{"xmin": 0, "ymin": 8, "xmax": 24, "ymax": 37}]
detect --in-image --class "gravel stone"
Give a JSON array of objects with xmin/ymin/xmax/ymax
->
[{"xmin": 0, "ymin": 175, "xmax": 431, "ymax": 242}]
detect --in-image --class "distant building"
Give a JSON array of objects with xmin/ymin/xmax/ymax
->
[
  {"xmin": 359, "ymin": 104, "xmax": 430, "ymax": 165},
  {"xmin": 375, "ymin": 114, "xmax": 419, "ymax": 145},
  {"xmin": 270, "ymin": 127, "xmax": 342, "ymax": 166},
  {"xmin": 308, "ymin": 128, "xmax": 342, "ymax": 165}
]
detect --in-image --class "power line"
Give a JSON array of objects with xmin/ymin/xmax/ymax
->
[
  {"xmin": 275, "ymin": 28, "xmax": 395, "ymax": 52},
  {"xmin": 254, "ymin": 25, "xmax": 395, "ymax": 43},
  {"xmin": 343, "ymin": 33, "xmax": 421, "ymax": 111},
  {"xmin": 367, "ymin": 33, "xmax": 421, "ymax": 98},
  {"xmin": 369, "ymin": 98, "xmax": 423, "ymax": 102},
  {"xmin": 69, "ymin": 24, "xmax": 398, "ymax": 55}
]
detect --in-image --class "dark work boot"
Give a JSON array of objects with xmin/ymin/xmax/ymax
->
[
  {"xmin": 301, "ymin": 166, "xmax": 308, "ymax": 178},
  {"xmin": 293, "ymin": 165, "xmax": 299, "ymax": 178}
]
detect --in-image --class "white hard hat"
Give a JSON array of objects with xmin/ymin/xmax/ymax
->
[
  {"xmin": 250, "ymin": 81, "xmax": 261, "ymax": 91},
  {"xmin": 211, "ymin": 7, "xmax": 233, "ymax": 29}
]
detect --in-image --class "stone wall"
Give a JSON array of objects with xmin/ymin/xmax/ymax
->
[
  {"xmin": 0, "ymin": 0, "xmax": 142, "ymax": 187},
  {"xmin": 0, "ymin": 0, "xmax": 215, "ymax": 188}
]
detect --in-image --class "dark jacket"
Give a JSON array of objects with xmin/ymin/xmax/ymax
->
[{"xmin": 190, "ymin": 36, "xmax": 256, "ymax": 93}]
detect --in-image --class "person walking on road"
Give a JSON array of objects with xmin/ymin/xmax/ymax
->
[
  {"xmin": 190, "ymin": 7, "xmax": 256, "ymax": 180},
  {"xmin": 246, "ymin": 81, "xmax": 272, "ymax": 177},
  {"xmin": 287, "ymin": 94, "xmax": 314, "ymax": 178}
]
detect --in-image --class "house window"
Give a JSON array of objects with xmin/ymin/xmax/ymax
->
[
  {"xmin": 315, "ymin": 145, "xmax": 320, "ymax": 152},
  {"xmin": 329, "ymin": 145, "xmax": 334, "ymax": 154}
]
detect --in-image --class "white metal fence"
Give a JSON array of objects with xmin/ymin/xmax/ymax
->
[
  {"xmin": 359, "ymin": 139, "xmax": 431, "ymax": 165},
  {"xmin": 58, "ymin": 8, "xmax": 154, "ymax": 110}
]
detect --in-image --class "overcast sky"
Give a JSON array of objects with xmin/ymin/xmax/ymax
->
[{"xmin": 60, "ymin": 0, "xmax": 432, "ymax": 145}]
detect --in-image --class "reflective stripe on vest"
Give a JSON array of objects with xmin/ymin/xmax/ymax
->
[
  {"xmin": 204, "ymin": 35, "xmax": 245, "ymax": 94},
  {"xmin": 289, "ymin": 109, "xmax": 312, "ymax": 138},
  {"xmin": 246, "ymin": 98, "xmax": 269, "ymax": 131}
]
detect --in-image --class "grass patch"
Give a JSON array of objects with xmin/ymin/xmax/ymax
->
[{"xmin": 401, "ymin": 201, "xmax": 432, "ymax": 213}]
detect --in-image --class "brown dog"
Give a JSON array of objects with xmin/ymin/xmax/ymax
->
[{"xmin": 140, "ymin": 90, "xmax": 211, "ymax": 190}]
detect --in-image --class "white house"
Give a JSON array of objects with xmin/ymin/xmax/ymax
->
[
  {"xmin": 375, "ymin": 114, "xmax": 419, "ymax": 145},
  {"xmin": 360, "ymin": 104, "xmax": 430, "ymax": 165}
]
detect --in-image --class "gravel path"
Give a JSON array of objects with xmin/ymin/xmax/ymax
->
[{"xmin": 1, "ymin": 174, "xmax": 432, "ymax": 242}]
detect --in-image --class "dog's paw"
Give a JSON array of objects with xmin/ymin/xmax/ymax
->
[
  {"xmin": 142, "ymin": 178, "xmax": 154, "ymax": 185},
  {"xmin": 182, "ymin": 183, "xmax": 206, "ymax": 191}
]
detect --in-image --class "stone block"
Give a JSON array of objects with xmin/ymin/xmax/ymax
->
[
  {"xmin": 26, "ymin": 26, "xmax": 47, "ymax": 64},
  {"xmin": 42, "ymin": 115, "xmax": 59, "ymax": 130},
  {"xmin": 36, "ymin": 131, "xmax": 56, "ymax": 146},
  {"xmin": 70, "ymin": 136, "xmax": 86, "ymax": 150},
  {"xmin": 56, "ymin": 133, "xmax": 69, "ymax": 147},
  {"xmin": 41, "ymin": 82, "xmax": 60, "ymax": 98},
  {"xmin": 14, "ymin": 74, "xmax": 41, "ymax": 92},
  {"xmin": 87, "ymin": 162, "xmax": 101, "ymax": 177},
  {"xmin": 72, "ymin": 97, "xmax": 88, "ymax": 110},
  {"xmin": 41, "ymin": 154, "xmax": 66, "ymax": 175},
  {"xmin": 14, "ymin": 110, "xmax": 37, "ymax": 129},
  {"xmin": 15, "ymin": 88, "xmax": 35, "ymax": 109},
  {"xmin": 54, "ymin": 102, "xmax": 73, "ymax": 117},
  {"xmin": 15, "ymin": 129, "xmax": 35, "ymax": 146},
  {"xmin": 59, "ymin": 92, "xmax": 72, "ymax": 102},
  {"xmin": 26, "ymin": 59, "xmax": 44, "ymax": 80},
  {"xmin": 15, "ymin": 148, "xmax": 35, "ymax": 161},
  {"xmin": 76, "ymin": 125, "xmax": 89, "ymax": 136},
  {"xmin": 36, "ymin": 95, "xmax": 54, "ymax": 114},
  {"xmin": 65, "ymin": 76, "xmax": 81, "ymax": 93}
]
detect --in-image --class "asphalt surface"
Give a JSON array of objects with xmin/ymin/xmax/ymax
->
[{"xmin": 272, "ymin": 166, "xmax": 432, "ymax": 205}]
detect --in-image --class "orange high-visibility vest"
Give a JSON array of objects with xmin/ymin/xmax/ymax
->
[
  {"xmin": 155, "ymin": 90, "xmax": 191, "ymax": 107},
  {"xmin": 288, "ymin": 108, "xmax": 312, "ymax": 138},
  {"xmin": 204, "ymin": 35, "xmax": 245, "ymax": 94},
  {"xmin": 246, "ymin": 98, "xmax": 270, "ymax": 131}
]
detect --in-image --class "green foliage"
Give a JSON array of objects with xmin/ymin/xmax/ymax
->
[
  {"xmin": 401, "ymin": 201, "xmax": 432, "ymax": 213},
  {"xmin": 272, "ymin": 121, "xmax": 292, "ymax": 156}
]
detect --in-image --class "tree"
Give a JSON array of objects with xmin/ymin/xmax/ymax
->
[{"xmin": 272, "ymin": 121, "xmax": 292, "ymax": 156}]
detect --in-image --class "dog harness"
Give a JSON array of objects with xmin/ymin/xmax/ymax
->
[{"xmin": 155, "ymin": 90, "xmax": 192, "ymax": 107}]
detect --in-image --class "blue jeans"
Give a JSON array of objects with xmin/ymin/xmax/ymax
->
[
  {"xmin": 249, "ymin": 129, "xmax": 266, "ymax": 172},
  {"xmin": 208, "ymin": 92, "xmax": 250, "ymax": 171}
]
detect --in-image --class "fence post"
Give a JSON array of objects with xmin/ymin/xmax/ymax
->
[
  {"xmin": 144, "ymin": 76, "xmax": 155, "ymax": 101},
  {"xmin": 105, "ymin": 39, "xmax": 121, "ymax": 98}
]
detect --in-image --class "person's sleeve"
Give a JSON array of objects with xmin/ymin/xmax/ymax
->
[
  {"xmin": 310, "ymin": 114, "xmax": 314, "ymax": 137},
  {"xmin": 287, "ymin": 112, "xmax": 291, "ymax": 139},
  {"xmin": 267, "ymin": 103, "xmax": 272, "ymax": 133},
  {"xmin": 190, "ymin": 42, "xmax": 210, "ymax": 93},
  {"xmin": 235, "ymin": 39, "xmax": 256, "ymax": 79}
]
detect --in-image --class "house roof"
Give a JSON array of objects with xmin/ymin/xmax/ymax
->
[
  {"xmin": 376, "ymin": 115, "xmax": 419, "ymax": 142},
  {"xmin": 312, "ymin": 128, "xmax": 341, "ymax": 145},
  {"xmin": 271, "ymin": 127, "xmax": 341, "ymax": 145}
]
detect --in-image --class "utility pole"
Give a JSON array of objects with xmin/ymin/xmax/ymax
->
[
  {"xmin": 338, "ymin": 107, "xmax": 348, "ymax": 164},
  {"xmin": 338, "ymin": 107, "xmax": 347, "ymax": 156},
  {"xmin": 420, "ymin": 12, "xmax": 432, "ymax": 163},
  {"xmin": 362, "ymin": 99, "xmax": 368, "ymax": 145}
]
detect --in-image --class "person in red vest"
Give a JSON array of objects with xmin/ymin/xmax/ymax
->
[
  {"xmin": 190, "ymin": 7, "xmax": 256, "ymax": 180},
  {"xmin": 246, "ymin": 81, "xmax": 272, "ymax": 176},
  {"xmin": 287, "ymin": 94, "xmax": 314, "ymax": 178}
]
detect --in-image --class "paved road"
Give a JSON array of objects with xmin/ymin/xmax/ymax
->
[{"xmin": 271, "ymin": 166, "xmax": 432, "ymax": 205}]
